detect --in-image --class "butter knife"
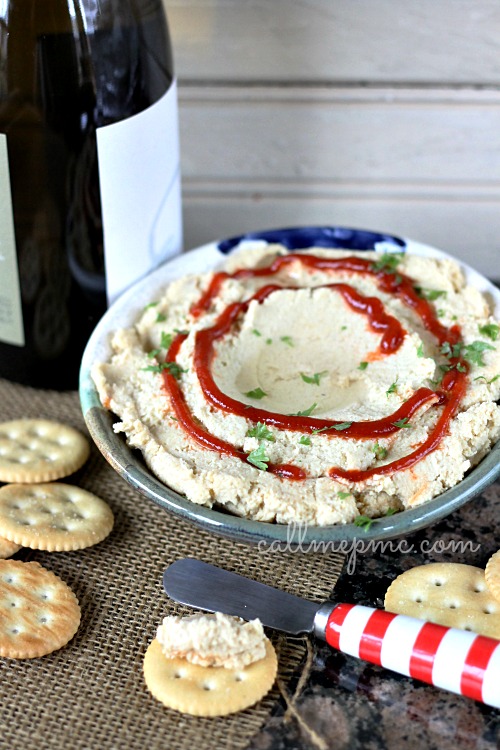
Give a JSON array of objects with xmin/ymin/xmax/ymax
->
[{"xmin": 163, "ymin": 557, "xmax": 500, "ymax": 709}]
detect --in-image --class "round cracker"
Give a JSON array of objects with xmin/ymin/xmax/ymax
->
[
  {"xmin": 0, "ymin": 559, "xmax": 81, "ymax": 658},
  {"xmin": 485, "ymin": 550, "xmax": 500, "ymax": 604},
  {"xmin": 143, "ymin": 637, "xmax": 277, "ymax": 716},
  {"xmin": 0, "ymin": 483, "xmax": 114, "ymax": 551},
  {"xmin": 0, "ymin": 419, "xmax": 90, "ymax": 483},
  {"xmin": 0, "ymin": 536, "xmax": 22, "ymax": 559},
  {"xmin": 384, "ymin": 562, "xmax": 500, "ymax": 639}
]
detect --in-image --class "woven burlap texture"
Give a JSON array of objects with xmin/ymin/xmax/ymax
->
[{"xmin": 0, "ymin": 379, "xmax": 345, "ymax": 750}]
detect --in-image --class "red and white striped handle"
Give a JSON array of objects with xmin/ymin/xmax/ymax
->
[{"xmin": 323, "ymin": 603, "xmax": 500, "ymax": 708}]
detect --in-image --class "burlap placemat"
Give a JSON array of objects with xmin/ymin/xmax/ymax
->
[{"xmin": 0, "ymin": 378, "xmax": 345, "ymax": 750}]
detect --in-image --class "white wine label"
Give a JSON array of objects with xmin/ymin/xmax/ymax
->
[
  {"xmin": 0, "ymin": 135, "xmax": 25, "ymax": 347},
  {"xmin": 96, "ymin": 80, "xmax": 182, "ymax": 306}
]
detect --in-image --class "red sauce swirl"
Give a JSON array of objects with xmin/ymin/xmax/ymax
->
[{"xmin": 160, "ymin": 253, "xmax": 467, "ymax": 484}]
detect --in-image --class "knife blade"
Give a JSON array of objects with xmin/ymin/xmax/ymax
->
[
  {"xmin": 163, "ymin": 558, "xmax": 500, "ymax": 709},
  {"xmin": 163, "ymin": 557, "xmax": 328, "ymax": 635}
]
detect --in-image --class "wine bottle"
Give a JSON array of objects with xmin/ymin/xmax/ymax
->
[{"xmin": 0, "ymin": 0, "xmax": 182, "ymax": 390}]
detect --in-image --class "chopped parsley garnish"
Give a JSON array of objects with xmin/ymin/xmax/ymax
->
[
  {"xmin": 440, "ymin": 341, "xmax": 462, "ymax": 359},
  {"xmin": 371, "ymin": 441, "xmax": 388, "ymax": 460},
  {"xmin": 354, "ymin": 515, "xmax": 374, "ymax": 531},
  {"xmin": 142, "ymin": 362, "xmax": 186, "ymax": 378},
  {"xmin": 252, "ymin": 329, "xmax": 262, "ymax": 337},
  {"xmin": 246, "ymin": 444, "xmax": 269, "ymax": 471},
  {"xmin": 280, "ymin": 335, "xmax": 294, "ymax": 347},
  {"xmin": 341, "ymin": 325, "xmax": 347, "ymax": 331},
  {"xmin": 174, "ymin": 328, "xmax": 189, "ymax": 336},
  {"xmin": 266, "ymin": 338, "xmax": 273, "ymax": 345},
  {"xmin": 474, "ymin": 374, "xmax": 500, "ymax": 384},
  {"xmin": 245, "ymin": 387, "xmax": 268, "ymax": 400},
  {"xmin": 463, "ymin": 340, "xmax": 495, "ymax": 367},
  {"xmin": 299, "ymin": 435, "xmax": 311, "ymax": 446},
  {"xmin": 290, "ymin": 403, "xmax": 318, "ymax": 417},
  {"xmin": 392, "ymin": 417, "xmax": 412, "ymax": 429},
  {"xmin": 246, "ymin": 422, "xmax": 275, "ymax": 441},
  {"xmin": 160, "ymin": 332, "xmax": 174, "ymax": 349},
  {"xmin": 156, "ymin": 312, "xmax": 167, "ymax": 323},
  {"xmin": 478, "ymin": 323, "xmax": 499, "ymax": 341},
  {"xmin": 333, "ymin": 422, "xmax": 353, "ymax": 431},
  {"xmin": 371, "ymin": 253, "xmax": 404, "ymax": 273},
  {"xmin": 385, "ymin": 508, "xmax": 397, "ymax": 517},
  {"xmin": 144, "ymin": 301, "xmax": 159, "ymax": 309},
  {"xmin": 414, "ymin": 286, "xmax": 447, "ymax": 301},
  {"xmin": 147, "ymin": 348, "xmax": 162, "ymax": 359},
  {"xmin": 456, "ymin": 363, "xmax": 467, "ymax": 372},
  {"xmin": 337, "ymin": 491, "xmax": 351, "ymax": 500},
  {"xmin": 300, "ymin": 371, "xmax": 328, "ymax": 385},
  {"xmin": 358, "ymin": 361, "xmax": 369, "ymax": 371},
  {"xmin": 417, "ymin": 343, "xmax": 425, "ymax": 358},
  {"xmin": 386, "ymin": 380, "xmax": 398, "ymax": 396}
]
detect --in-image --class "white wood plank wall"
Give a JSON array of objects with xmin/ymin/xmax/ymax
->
[{"xmin": 165, "ymin": 0, "xmax": 500, "ymax": 279}]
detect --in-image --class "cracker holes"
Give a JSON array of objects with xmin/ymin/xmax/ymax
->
[
  {"xmin": 234, "ymin": 674, "xmax": 245, "ymax": 682},
  {"xmin": 201, "ymin": 682, "xmax": 215, "ymax": 691}
]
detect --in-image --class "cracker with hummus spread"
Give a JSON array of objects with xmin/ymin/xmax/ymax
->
[
  {"xmin": 92, "ymin": 246, "xmax": 500, "ymax": 526},
  {"xmin": 143, "ymin": 613, "xmax": 277, "ymax": 716}
]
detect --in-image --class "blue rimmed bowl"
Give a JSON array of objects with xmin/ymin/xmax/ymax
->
[{"xmin": 79, "ymin": 226, "xmax": 500, "ymax": 545}]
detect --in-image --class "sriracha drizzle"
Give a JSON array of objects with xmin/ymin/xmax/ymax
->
[{"xmin": 161, "ymin": 253, "xmax": 467, "ymax": 483}]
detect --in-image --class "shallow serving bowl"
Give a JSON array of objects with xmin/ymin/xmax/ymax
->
[{"xmin": 79, "ymin": 226, "xmax": 500, "ymax": 545}]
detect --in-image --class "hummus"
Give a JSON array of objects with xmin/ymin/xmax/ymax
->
[
  {"xmin": 92, "ymin": 245, "xmax": 500, "ymax": 525},
  {"xmin": 156, "ymin": 612, "xmax": 266, "ymax": 669}
]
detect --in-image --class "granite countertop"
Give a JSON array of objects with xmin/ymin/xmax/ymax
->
[{"xmin": 250, "ymin": 479, "xmax": 500, "ymax": 750}]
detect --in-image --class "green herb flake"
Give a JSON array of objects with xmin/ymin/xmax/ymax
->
[
  {"xmin": 246, "ymin": 422, "xmax": 275, "ymax": 441},
  {"xmin": 300, "ymin": 371, "xmax": 328, "ymax": 386},
  {"xmin": 371, "ymin": 253, "xmax": 404, "ymax": 273},
  {"xmin": 358, "ymin": 361, "xmax": 369, "ymax": 371},
  {"xmin": 245, "ymin": 387, "xmax": 268, "ymax": 400},
  {"xmin": 416, "ymin": 343, "xmax": 425, "ymax": 358},
  {"xmin": 144, "ymin": 301, "xmax": 159, "ymax": 309},
  {"xmin": 385, "ymin": 508, "xmax": 397, "ymax": 517},
  {"xmin": 392, "ymin": 417, "xmax": 412, "ymax": 429},
  {"xmin": 341, "ymin": 325, "xmax": 347, "ymax": 331},
  {"xmin": 299, "ymin": 435, "xmax": 311, "ymax": 446},
  {"xmin": 246, "ymin": 444, "xmax": 270, "ymax": 471},
  {"xmin": 280, "ymin": 336, "xmax": 294, "ymax": 347},
  {"xmin": 337, "ymin": 491, "xmax": 351, "ymax": 500},
  {"xmin": 156, "ymin": 312, "xmax": 167, "ymax": 323},
  {"xmin": 354, "ymin": 515, "xmax": 374, "ymax": 532},
  {"xmin": 440, "ymin": 341, "xmax": 462, "ymax": 359},
  {"xmin": 266, "ymin": 338, "xmax": 273, "ymax": 345},
  {"xmin": 474, "ymin": 374, "xmax": 500, "ymax": 384},
  {"xmin": 415, "ymin": 287, "xmax": 447, "ymax": 301},
  {"xmin": 252, "ymin": 329, "xmax": 262, "ymax": 337},
  {"xmin": 371, "ymin": 441, "xmax": 388, "ymax": 460},
  {"xmin": 386, "ymin": 380, "xmax": 398, "ymax": 396},
  {"xmin": 160, "ymin": 332, "xmax": 174, "ymax": 349},
  {"xmin": 174, "ymin": 328, "xmax": 189, "ymax": 336},
  {"xmin": 463, "ymin": 340, "xmax": 495, "ymax": 367},
  {"xmin": 332, "ymin": 422, "xmax": 353, "ymax": 431},
  {"xmin": 147, "ymin": 348, "xmax": 162, "ymax": 359},
  {"xmin": 479, "ymin": 323, "xmax": 499, "ymax": 342},
  {"xmin": 290, "ymin": 403, "xmax": 318, "ymax": 417},
  {"xmin": 142, "ymin": 362, "xmax": 187, "ymax": 379}
]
